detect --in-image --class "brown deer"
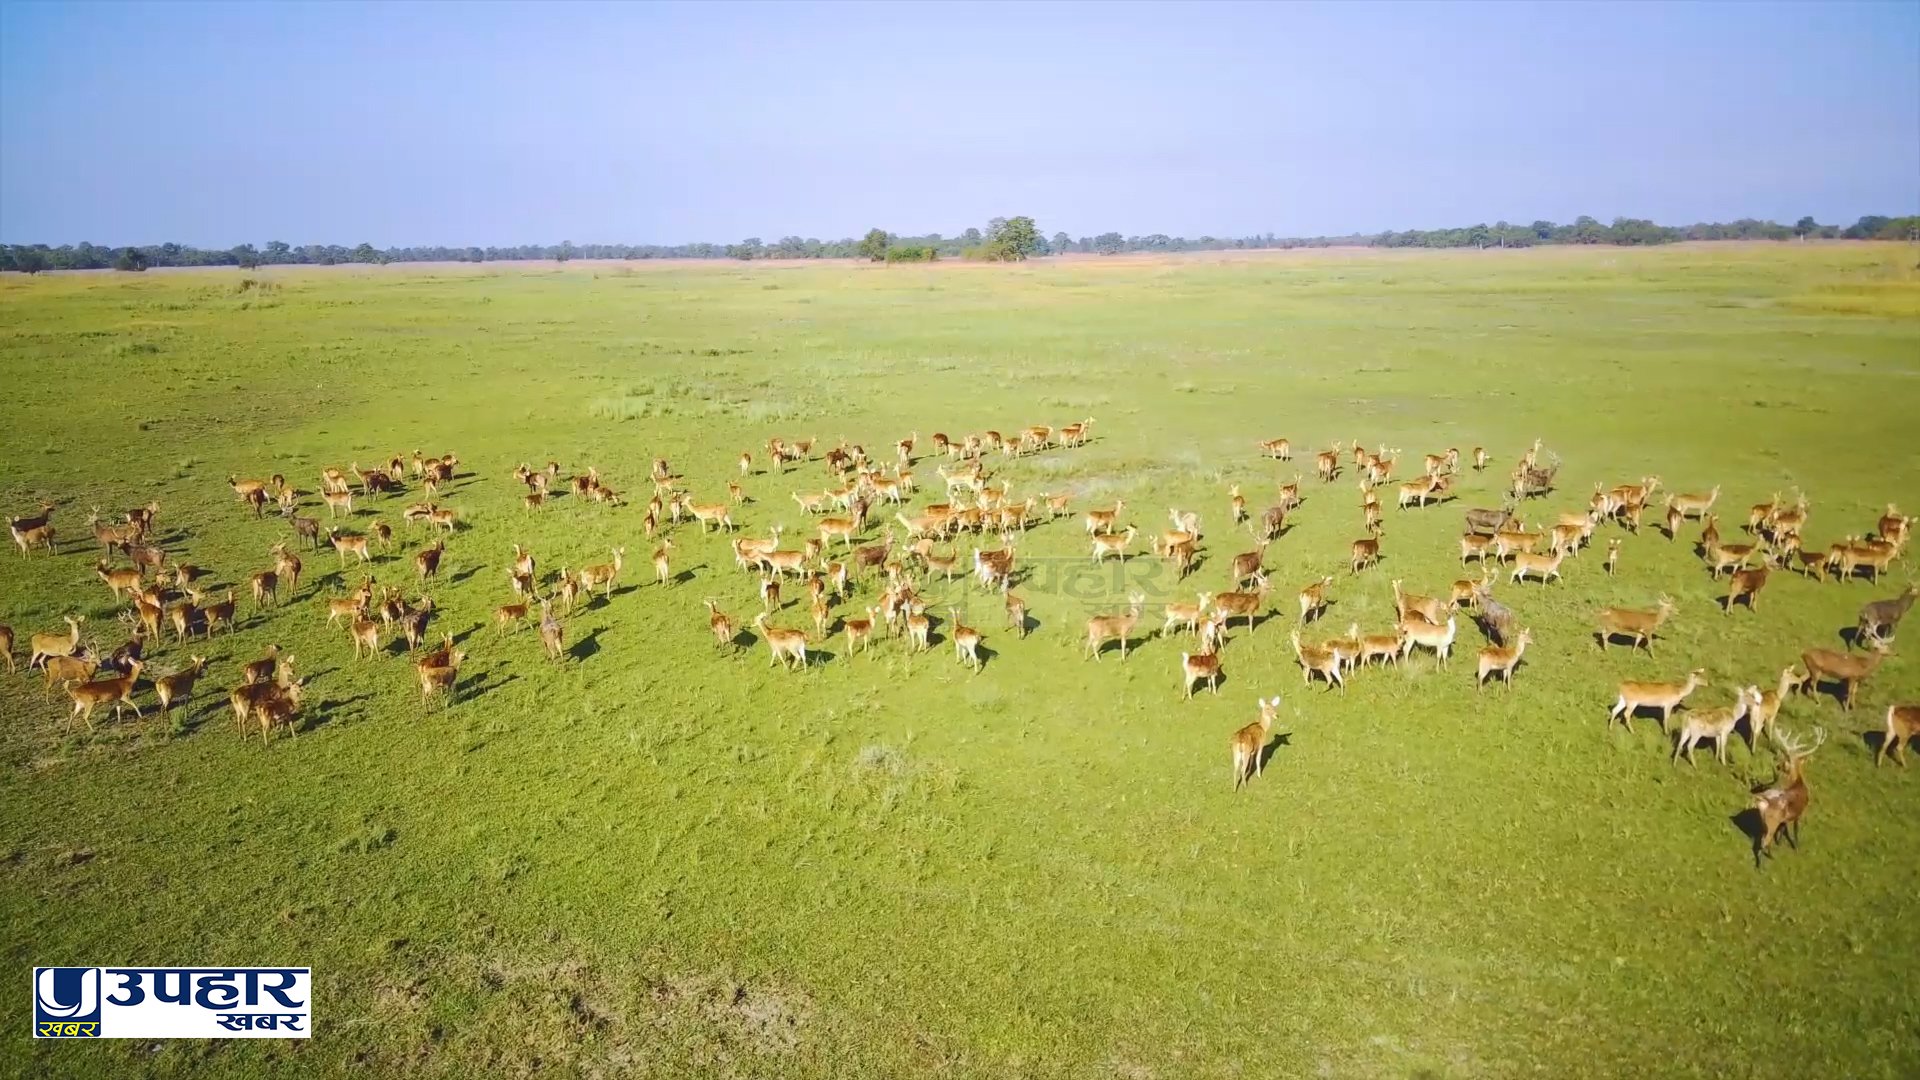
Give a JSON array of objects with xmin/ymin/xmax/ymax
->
[
  {"xmin": 1476, "ymin": 628, "xmax": 1532, "ymax": 690},
  {"xmin": 754, "ymin": 612, "xmax": 810, "ymax": 670},
  {"xmin": 0, "ymin": 625, "xmax": 13, "ymax": 674},
  {"xmin": 1297, "ymin": 575, "xmax": 1333, "ymax": 623},
  {"xmin": 1232, "ymin": 696, "xmax": 1282, "ymax": 790},
  {"xmin": 1180, "ymin": 650, "xmax": 1223, "ymax": 698},
  {"xmin": 1724, "ymin": 558, "xmax": 1772, "ymax": 613},
  {"xmin": 651, "ymin": 539, "xmax": 675, "ymax": 587},
  {"xmin": 1290, "ymin": 629, "xmax": 1344, "ymax": 692},
  {"xmin": 690, "ymin": 501, "xmax": 736, "ymax": 532},
  {"xmin": 1608, "ymin": 669, "xmax": 1708, "ymax": 732},
  {"xmin": 196, "ymin": 588, "xmax": 237, "ymax": 636},
  {"xmin": 329, "ymin": 528, "xmax": 371, "ymax": 566},
  {"xmin": 576, "ymin": 547, "xmax": 625, "ymax": 599},
  {"xmin": 1876, "ymin": 704, "xmax": 1919, "ymax": 766},
  {"xmin": 948, "ymin": 609, "xmax": 983, "ymax": 671},
  {"xmin": 1595, "ymin": 595, "xmax": 1676, "ymax": 654},
  {"xmin": 1751, "ymin": 726, "xmax": 1827, "ymax": 864},
  {"xmin": 1671, "ymin": 686, "xmax": 1762, "ymax": 766},
  {"xmin": 1230, "ymin": 541, "xmax": 1269, "ymax": 590},
  {"xmin": 242, "ymin": 645, "xmax": 286, "ymax": 686},
  {"xmin": 28, "ymin": 615, "xmax": 85, "ymax": 669},
  {"xmin": 67, "ymin": 659, "xmax": 144, "ymax": 732},
  {"xmin": 1391, "ymin": 580, "xmax": 1446, "ymax": 626},
  {"xmin": 1398, "ymin": 615, "xmax": 1457, "ymax": 666},
  {"xmin": 1315, "ymin": 443, "xmax": 1342, "ymax": 483},
  {"xmin": 1508, "ymin": 549, "xmax": 1565, "ymax": 585},
  {"xmin": 1083, "ymin": 500, "xmax": 1126, "ymax": 535},
  {"xmin": 249, "ymin": 567, "xmax": 279, "ymax": 608},
  {"xmin": 1212, "ymin": 576, "xmax": 1272, "ymax": 634},
  {"xmin": 1090, "ymin": 525, "xmax": 1139, "ymax": 563},
  {"xmin": 95, "ymin": 560, "xmax": 143, "ymax": 601},
  {"xmin": 1604, "ymin": 537, "xmax": 1622, "ymax": 576},
  {"xmin": 1747, "ymin": 665, "xmax": 1801, "ymax": 752},
  {"xmin": 1350, "ymin": 536, "xmax": 1381, "ymax": 574},
  {"xmin": 1003, "ymin": 591, "xmax": 1028, "ymax": 639},
  {"xmin": 538, "ymin": 598, "xmax": 565, "ymax": 660},
  {"xmin": 153, "ymin": 656, "xmax": 209, "ymax": 721},
  {"xmin": 1085, "ymin": 592, "xmax": 1146, "ymax": 661},
  {"xmin": 43, "ymin": 653, "xmax": 99, "ymax": 698},
  {"xmin": 1800, "ymin": 640, "xmax": 1890, "ymax": 709},
  {"xmin": 349, "ymin": 615, "xmax": 382, "ymax": 659},
  {"xmin": 252, "ymin": 680, "xmax": 309, "ymax": 745},
  {"xmin": 9, "ymin": 501, "xmax": 57, "ymax": 556},
  {"xmin": 840, "ymin": 607, "xmax": 878, "ymax": 657},
  {"xmin": 1258, "ymin": 437, "xmax": 1292, "ymax": 460},
  {"xmin": 416, "ymin": 649, "xmax": 466, "ymax": 708}
]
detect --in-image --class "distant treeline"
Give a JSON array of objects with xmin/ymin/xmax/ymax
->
[{"xmin": 3, "ymin": 214, "xmax": 1915, "ymax": 273}]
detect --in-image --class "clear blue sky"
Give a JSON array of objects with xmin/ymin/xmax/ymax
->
[{"xmin": 2, "ymin": 1, "xmax": 1915, "ymax": 246}]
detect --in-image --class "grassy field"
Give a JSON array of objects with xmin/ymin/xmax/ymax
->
[{"xmin": 2, "ymin": 244, "xmax": 1918, "ymax": 1079}]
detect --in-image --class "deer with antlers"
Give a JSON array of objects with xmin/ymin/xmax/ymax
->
[{"xmin": 1751, "ymin": 727, "xmax": 1827, "ymax": 865}]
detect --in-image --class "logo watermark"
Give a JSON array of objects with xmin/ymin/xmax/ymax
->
[{"xmin": 33, "ymin": 967, "xmax": 310, "ymax": 1038}]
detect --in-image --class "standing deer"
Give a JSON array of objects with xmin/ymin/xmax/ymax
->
[
  {"xmin": 28, "ymin": 615, "xmax": 85, "ymax": 669},
  {"xmin": 1800, "ymin": 640, "xmax": 1890, "ymax": 709},
  {"xmin": 1231, "ymin": 696, "xmax": 1283, "ymax": 790},
  {"xmin": 1671, "ymin": 686, "xmax": 1762, "ymax": 766},
  {"xmin": 1180, "ymin": 650, "xmax": 1223, "ymax": 698},
  {"xmin": 1475, "ymin": 628, "xmax": 1532, "ymax": 690},
  {"xmin": 1608, "ymin": 669, "xmax": 1708, "ymax": 732},
  {"xmin": 539, "ymin": 599, "xmax": 565, "ymax": 660},
  {"xmin": 153, "ymin": 656, "xmax": 209, "ymax": 722},
  {"xmin": 754, "ymin": 612, "xmax": 809, "ymax": 670},
  {"xmin": 1751, "ymin": 727, "xmax": 1827, "ymax": 865},
  {"xmin": 1876, "ymin": 704, "xmax": 1919, "ymax": 766},
  {"xmin": 67, "ymin": 659, "xmax": 145, "ymax": 732},
  {"xmin": 949, "ymin": 608, "xmax": 983, "ymax": 671},
  {"xmin": 1084, "ymin": 592, "xmax": 1146, "ymax": 661}
]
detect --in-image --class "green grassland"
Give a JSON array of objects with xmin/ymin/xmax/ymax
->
[{"xmin": 1, "ymin": 244, "xmax": 1918, "ymax": 1078}]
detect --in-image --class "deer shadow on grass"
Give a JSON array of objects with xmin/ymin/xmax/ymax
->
[
  {"xmin": 669, "ymin": 566, "xmax": 702, "ymax": 586},
  {"xmin": 302, "ymin": 692, "xmax": 377, "ymax": 733},
  {"xmin": 455, "ymin": 670, "xmax": 518, "ymax": 702},
  {"xmin": 567, "ymin": 627, "xmax": 606, "ymax": 662},
  {"xmin": 447, "ymin": 564, "xmax": 486, "ymax": 586},
  {"xmin": 1727, "ymin": 807, "xmax": 1774, "ymax": 867},
  {"xmin": 1257, "ymin": 731, "xmax": 1294, "ymax": 771},
  {"xmin": 451, "ymin": 623, "xmax": 483, "ymax": 646}
]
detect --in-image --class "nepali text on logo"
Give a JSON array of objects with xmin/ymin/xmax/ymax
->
[{"xmin": 33, "ymin": 967, "xmax": 310, "ymax": 1038}]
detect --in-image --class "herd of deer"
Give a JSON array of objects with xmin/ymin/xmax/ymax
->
[{"xmin": 4, "ymin": 423, "xmax": 1915, "ymax": 862}]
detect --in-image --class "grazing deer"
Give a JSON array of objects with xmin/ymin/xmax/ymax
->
[
  {"xmin": 67, "ymin": 659, "xmax": 144, "ymax": 733},
  {"xmin": 1876, "ymin": 704, "xmax": 1920, "ymax": 766},
  {"xmin": 1596, "ymin": 595, "xmax": 1676, "ymax": 653},
  {"xmin": 754, "ymin": 612, "xmax": 809, "ymax": 670},
  {"xmin": 28, "ymin": 615, "xmax": 85, "ymax": 669},
  {"xmin": 690, "ymin": 501, "xmax": 735, "ymax": 532},
  {"xmin": 1084, "ymin": 500, "xmax": 1126, "ymax": 535},
  {"xmin": 153, "ymin": 656, "xmax": 209, "ymax": 721},
  {"xmin": 1671, "ymin": 686, "xmax": 1762, "ymax": 766},
  {"xmin": 539, "ymin": 599, "xmax": 565, "ymax": 660},
  {"xmin": 1085, "ymin": 592, "xmax": 1146, "ymax": 661},
  {"xmin": 1800, "ymin": 639, "xmax": 1890, "ymax": 710},
  {"xmin": 1298, "ymin": 575, "xmax": 1333, "ymax": 623},
  {"xmin": 1091, "ymin": 525, "xmax": 1139, "ymax": 563},
  {"xmin": 1232, "ymin": 696, "xmax": 1282, "ymax": 790},
  {"xmin": 1350, "ymin": 536, "xmax": 1381, "ymax": 574},
  {"xmin": 1398, "ymin": 615, "xmax": 1457, "ymax": 666},
  {"xmin": 249, "ymin": 568, "xmax": 279, "ymax": 608},
  {"xmin": 1180, "ymin": 650, "xmax": 1222, "ymax": 698},
  {"xmin": 416, "ymin": 649, "xmax": 466, "ymax": 708},
  {"xmin": 1856, "ymin": 584, "xmax": 1918, "ymax": 647},
  {"xmin": 1212, "ymin": 576, "xmax": 1272, "ymax": 633},
  {"xmin": 1290, "ymin": 629, "xmax": 1345, "ymax": 692},
  {"xmin": 1608, "ymin": 669, "xmax": 1708, "ymax": 732},
  {"xmin": 1258, "ymin": 437, "xmax": 1292, "ymax": 460},
  {"xmin": 1752, "ymin": 727, "xmax": 1827, "ymax": 864},
  {"xmin": 1476, "ymin": 628, "xmax": 1532, "ymax": 690}
]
